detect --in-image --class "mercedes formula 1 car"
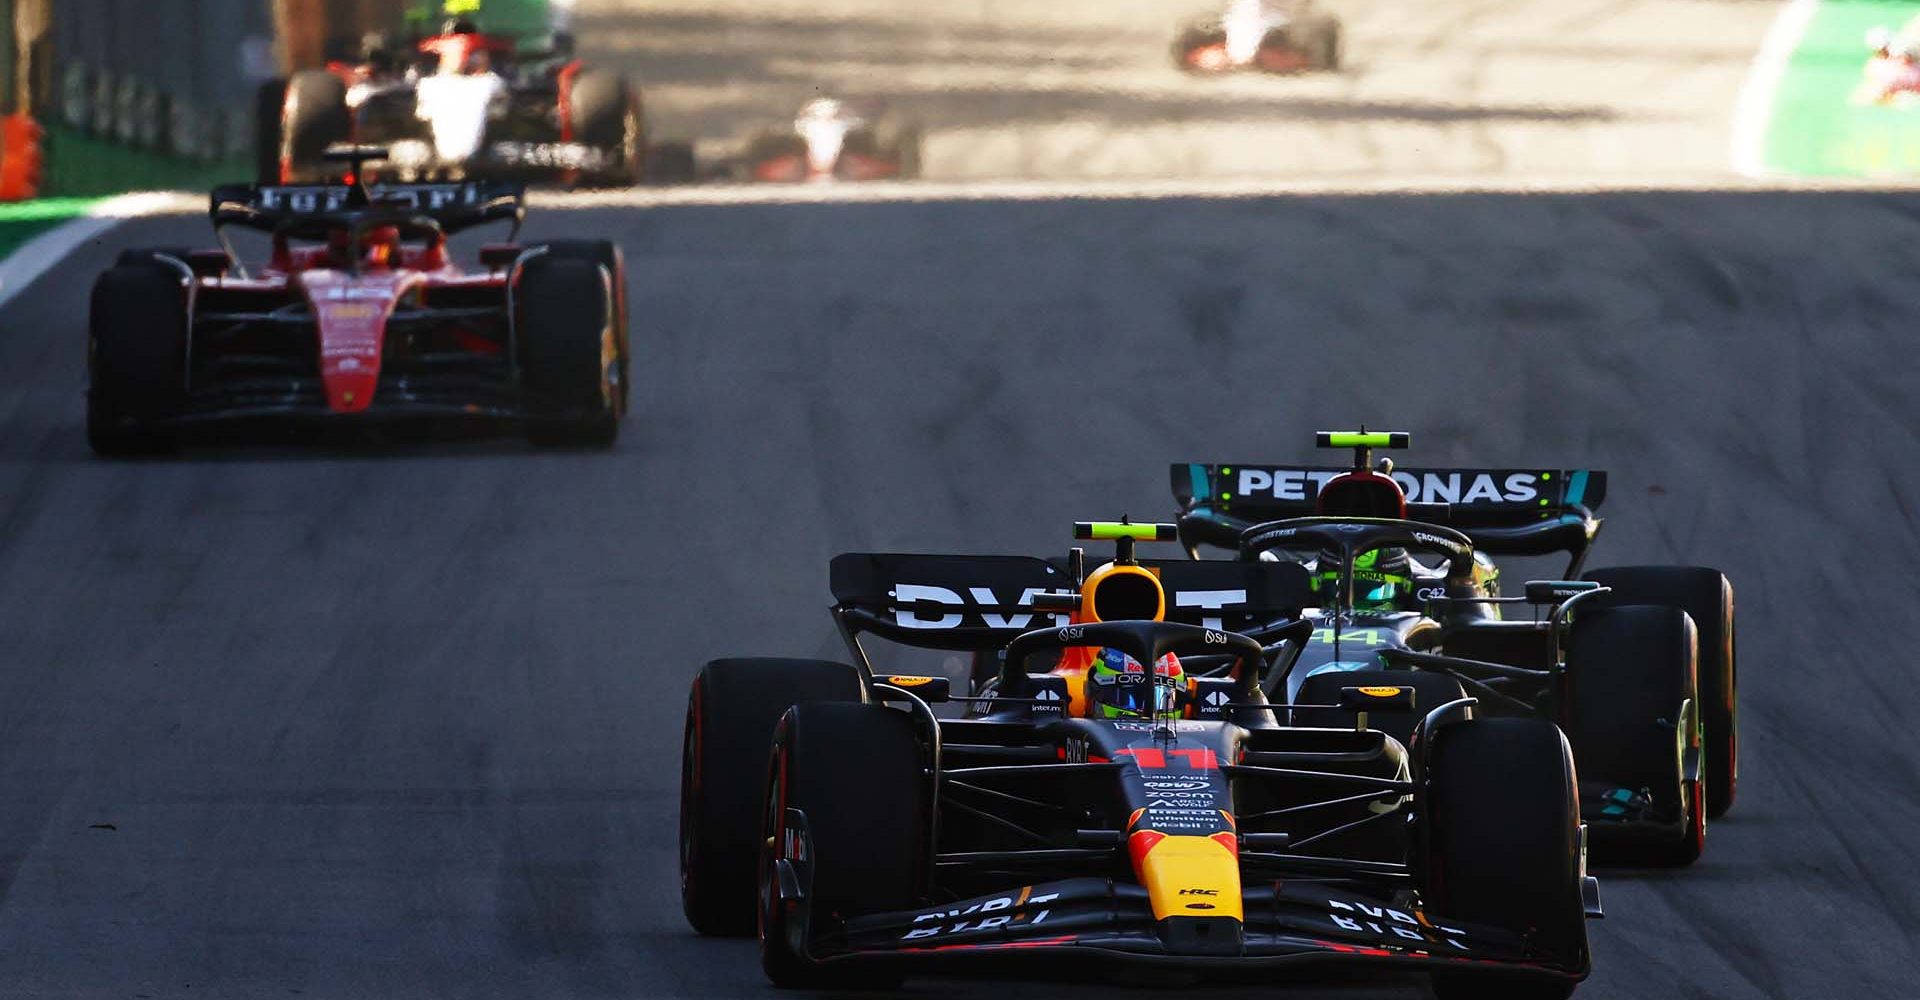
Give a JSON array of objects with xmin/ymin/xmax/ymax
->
[
  {"xmin": 737, "ymin": 98, "xmax": 922, "ymax": 183},
  {"xmin": 88, "ymin": 147, "xmax": 628, "ymax": 455},
  {"xmin": 1170, "ymin": 432, "xmax": 1739, "ymax": 865},
  {"xmin": 258, "ymin": 18, "xmax": 671, "ymax": 187},
  {"xmin": 682, "ymin": 522, "xmax": 1601, "ymax": 996},
  {"xmin": 1174, "ymin": 0, "xmax": 1343, "ymax": 74}
]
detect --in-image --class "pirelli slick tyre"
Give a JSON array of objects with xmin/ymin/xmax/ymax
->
[
  {"xmin": 1567, "ymin": 605, "xmax": 1704, "ymax": 867},
  {"xmin": 1585, "ymin": 566, "xmax": 1737, "ymax": 818},
  {"xmin": 254, "ymin": 78, "xmax": 287, "ymax": 184},
  {"xmin": 88, "ymin": 263, "xmax": 187, "ymax": 456},
  {"xmin": 280, "ymin": 70, "xmax": 350, "ymax": 183},
  {"xmin": 760, "ymin": 702, "xmax": 923, "ymax": 988},
  {"xmin": 1424, "ymin": 717, "xmax": 1586, "ymax": 1000},
  {"xmin": 565, "ymin": 68, "xmax": 641, "ymax": 187},
  {"xmin": 516, "ymin": 255, "xmax": 619, "ymax": 447},
  {"xmin": 114, "ymin": 247, "xmax": 191, "ymax": 269},
  {"xmin": 536, "ymin": 240, "xmax": 629, "ymax": 409},
  {"xmin": 680, "ymin": 658, "xmax": 863, "ymax": 937},
  {"xmin": 1317, "ymin": 20, "xmax": 1344, "ymax": 71}
]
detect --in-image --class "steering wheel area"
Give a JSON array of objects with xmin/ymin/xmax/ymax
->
[
  {"xmin": 1237, "ymin": 516, "xmax": 1475, "ymax": 585},
  {"xmin": 1001, "ymin": 619, "xmax": 1269, "ymax": 700}
]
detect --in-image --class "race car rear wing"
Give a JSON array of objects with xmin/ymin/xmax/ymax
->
[
  {"xmin": 829, "ymin": 552, "xmax": 1314, "ymax": 653},
  {"xmin": 209, "ymin": 180, "xmax": 526, "ymax": 236},
  {"xmin": 1172, "ymin": 463, "xmax": 1606, "ymax": 568}
]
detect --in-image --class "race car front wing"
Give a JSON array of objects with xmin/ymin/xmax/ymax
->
[{"xmin": 774, "ymin": 867, "xmax": 1589, "ymax": 981}]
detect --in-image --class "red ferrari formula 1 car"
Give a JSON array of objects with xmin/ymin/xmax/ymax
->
[
  {"xmin": 88, "ymin": 147, "xmax": 629, "ymax": 455},
  {"xmin": 1175, "ymin": 0, "xmax": 1343, "ymax": 74}
]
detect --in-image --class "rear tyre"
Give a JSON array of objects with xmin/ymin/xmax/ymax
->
[
  {"xmin": 645, "ymin": 139, "xmax": 697, "ymax": 184},
  {"xmin": 760, "ymin": 702, "xmax": 923, "ymax": 988},
  {"xmin": 566, "ymin": 68, "xmax": 641, "ymax": 187},
  {"xmin": 280, "ymin": 70, "xmax": 350, "ymax": 183},
  {"xmin": 680, "ymin": 658, "xmax": 863, "ymax": 937},
  {"xmin": 1566, "ymin": 605, "xmax": 1703, "ymax": 867},
  {"xmin": 1425, "ymin": 717, "xmax": 1586, "ymax": 1000},
  {"xmin": 1585, "ymin": 566, "xmax": 1736, "ymax": 817},
  {"xmin": 1318, "ymin": 20, "xmax": 1343, "ymax": 71},
  {"xmin": 254, "ymin": 78, "xmax": 287, "ymax": 184},
  {"xmin": 882, "ymin": 122, "xmax": 923, "ymax": 180},
  {"xmin": 88, "ymin": 264, "xmax": 187, "ymax": 456},
  {"xmin": 516, "ymin": 255, "xmax": 619, "ymax": 447}
]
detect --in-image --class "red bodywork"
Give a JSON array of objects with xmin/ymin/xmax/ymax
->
[
  {"xmin": 195, "ymin": 224, "xmax": 513, "ymax": 417},
  {"xmin": 751, "ymin": 150, "xmax": 902, "ymax": 184},
  {"xmin": 1181, "ymin": 41, "xmax": 1315, "ymax": 73}
]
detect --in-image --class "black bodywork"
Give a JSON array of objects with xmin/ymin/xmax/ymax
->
[
  {"xmin": 1168, "ymin": 463, "xmax": 1701, "ymax": 848},
  {"xmin": 753, "ymin": 548, "xmax": 1595, "ymax": 982}
]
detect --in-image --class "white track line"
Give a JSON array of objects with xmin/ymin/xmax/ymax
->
[
  {"xmin": 0, "ymin": 191, "xmax": 199, "ymax": 310},
  {"xmin": 1731, "ymin": 0, "xmax": 1822, "ymax": 177}
]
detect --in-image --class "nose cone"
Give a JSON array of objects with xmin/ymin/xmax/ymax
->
[{"xmin": 300, "ymin": 271, "xmax": 409, "ymax": 414}]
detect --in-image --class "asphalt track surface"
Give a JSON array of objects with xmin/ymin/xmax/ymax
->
[
  {"xmin": 580, "ymin": 0, "xmax": 1781, "ymax": 181},
  {"xmin": 6, "ymin": 2, "xmax": 1920, "ymax": 999}
]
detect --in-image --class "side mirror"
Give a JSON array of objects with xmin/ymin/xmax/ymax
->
[
  {"xmin": 1031, "ymin": 590, "xmax": 1081, "ymax": 613},
  {"xmin": 875, "ymin": 675, "xmax": 950, "ymax": 704},
  {"xmin": 1524, "ymin": 580, "xmax": 1601, "ymax": 605}
]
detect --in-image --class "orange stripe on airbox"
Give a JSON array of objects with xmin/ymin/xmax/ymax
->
[{"xmin": 1129, "ymin": 831, "xmax": 1243, "ymax": 922}]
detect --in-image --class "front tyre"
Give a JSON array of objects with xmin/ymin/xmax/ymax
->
[
  {"xmin": 1424, "ymin": 717, "xmax": 1586, "ymax": 1000},
  {"xmin": 760, "ymin": 702, "xmax": 924, "ymax": 988},
  {"xmin": 88, "ymin": 262, "xmax": 187, "ymax": 456},
  {"xmin": 516, "ymin": 254, "xmax": 619, "ymax": 447},
  {"xmin": 680, "ymin": 658, "xmax": 863, "ymax": 936}
]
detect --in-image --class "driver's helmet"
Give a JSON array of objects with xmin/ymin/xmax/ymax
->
[
  {"xmin": 326, "ymin": 224, "xmax": 402, "ymax": 268},
  {"xmin": 444, "ymin": 17, "xmax": 480, "ymax": 35},
  {"xmin": 1086, "ymin": 649, "xmax": 1185, "ymax": 719},
  {"xmin": 1315, "ymin": 547, "xmax": 1415, "ymax": 613}
]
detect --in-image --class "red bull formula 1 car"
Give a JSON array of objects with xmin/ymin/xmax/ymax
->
[
  {"xmin": 680, "ymin": 521, "xmax": 1601, "ymax": 996},
  {"xmin": 1171, "ymin": 432, "xmax": 1739, "ymax": 866},
  {"xmin": 259, "ymin": 18, "xmax": 669, "ymax": 187},
  {"xmin": 88, "ymin": 147, "xmax": 628, "ymax": 454},
  {"xmin": 1175, "ymin": 0, "xmax": 1343, "ymax": 74}
]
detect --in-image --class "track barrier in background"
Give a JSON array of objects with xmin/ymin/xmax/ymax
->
[{"xmin": 0, "ymin": 113, "xmax": 43, "ymax": 201}]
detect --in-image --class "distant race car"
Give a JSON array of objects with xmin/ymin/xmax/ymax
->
[
  {"xmin": 1174, "ymin": 0, "xmax": 1342, "ymax": 74},
  {"xmin": 681, "ymin": 521, "xmax": 1600, "ymax": 996},
  {"xmin": 88, "ymin": 147, "xmax": 629, "ymax": 454},
  {"xmin": 1171, "ymin": 431, "xmax": 1740, "ymax": 865},
  {"xmin": 257, "ymin": 18, "xmax": 683, "ymax": 187},
  {"xmin": 1854, "ymin": 24, "xmax": 1920, "ymax": 105},
  {"xmin": 738, "ymin": 98, "xmax": 922, "ymax": 183}
]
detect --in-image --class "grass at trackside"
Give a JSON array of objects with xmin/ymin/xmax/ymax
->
[
  {"xmin": 0, "ymin": 125, "xmax": 249, "ymax": 263},
  {"xmin": 1765, "ymin": 0, "xmax": 1920, "ymax": 175},
  {"xmin": 0, "ymin": 197, "xmax": 100, "ymax": 261},
  {"xmin": 43, "ymin": 126, "xmax": 249, "ymax": 199}
]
